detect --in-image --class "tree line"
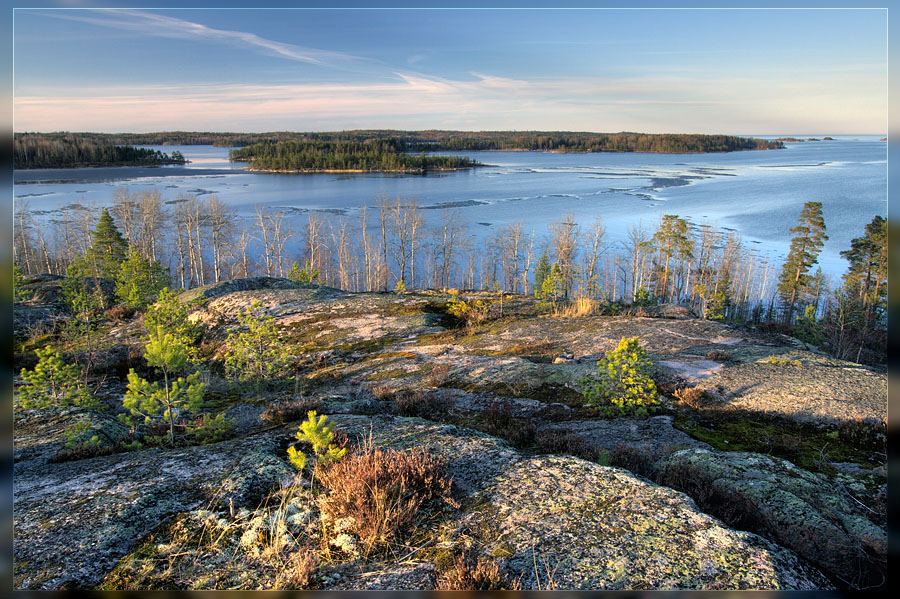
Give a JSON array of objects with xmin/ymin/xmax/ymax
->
[
  {"xmin": 14, "ymin": 133, "xmax": 186, "ymax": 169},
  {"xmin": 14, "ymin": 130, "xmax": 782, "ymax": 154},
  {"xmin": 14, "ymin": 190, "xmax": 885, "ymax": 365},
  {"xmin": 228, "ymin": 139, "xmax": 481, "ymax": 172}
]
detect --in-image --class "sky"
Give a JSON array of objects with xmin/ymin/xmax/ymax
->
[{"xmin": 11, "ymin": 7, "xmax": 889, "ymax": 134}]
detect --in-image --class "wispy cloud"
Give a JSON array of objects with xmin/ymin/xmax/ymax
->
[
  {"xmin": 37, "ymin": 9, "xmax": 372, "ymax": 70},
  {"xmin": 13, "ymin": 71, "xmax": 886, "ymax": 134}
]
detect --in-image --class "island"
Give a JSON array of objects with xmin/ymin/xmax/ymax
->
[
  {"xmin": 14, "ymin": 133, "xmax": 187, "ymax": 169},
  {"xmin": 228, "ymin": 139, "xmax": 482, "ymax": 173}
]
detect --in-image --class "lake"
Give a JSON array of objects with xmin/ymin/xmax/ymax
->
[{"xmin": 13, "ymin": 136, "xmax": 887, "ymax": 282}]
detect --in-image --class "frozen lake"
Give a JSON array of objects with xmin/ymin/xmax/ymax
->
[{"xmin": 13, "ymin": 136, "xmax": 887, "ymax": 281}]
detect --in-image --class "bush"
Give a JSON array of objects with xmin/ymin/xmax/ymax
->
[
  {"xmin": 261, "ymin": 396, "xmax": 323, "ymax": 425},
  {"xmin": 18, "ymin": 346, "xmax": 96, "ymax": 409},
  {"xmin": 533, "ymin": 429, "xmax": 599, "ymax": 462},
  {"xmin": 447, "ymin": 293, "xmax": 490, "ymax": 330},
  {"xmin": 581, "ymin": 336, "xmax": 659, "ymax": 417},
  {"xmin": 391, "ymin": 389, "xmax": 451, "ymax": 419},
  {"xmin": 436, "ymin": 550, "xmax": 522, "ymax": 590},
  {"xmin": 316, "ymin": 439, "xmax": 457, "ymax": 554},
  {"xmin": 481, "ymin": 400, "xmax": 536, "ymax": 449},
  {"xmin": 705, "ymin": 349, "xmax": 732, "ymax": 361},
  {"xmin": 104, "ymin": 304, "xmax": 137, "ymax": 321},
  {"xmin": 426, "ymin": 363, "xmax": 452, "ymax": 387},
  {"xmin": 608, "ymin": 442, "xmax": 666, "ymax": 479},
  {"xmin": 673, "ymin": 386, "xmax": 716, "ymax": 409},
  {"xmin": 223, "ymin": 301, "xmax": 294, "ymax": 385}
]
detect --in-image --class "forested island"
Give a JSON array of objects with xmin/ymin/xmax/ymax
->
[
  {"xmin": 13, "ymin": 133, "xmax": 187, "ymax": 169},
  {"xmin": 228, "ymin": 139, "xmax": 482, "ymax": 173}
]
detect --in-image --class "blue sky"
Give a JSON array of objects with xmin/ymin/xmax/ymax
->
[{"xmin": 12, "ymin": 7, "xmax": 888, "ymax": 134}]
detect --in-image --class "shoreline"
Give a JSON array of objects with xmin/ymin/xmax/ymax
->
[{"xmin": 243, "ymin": 165, "xmax": 483, "ymax": 174}]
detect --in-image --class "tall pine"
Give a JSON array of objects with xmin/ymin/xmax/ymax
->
[
  {"xmin": 88, "ymin": 208, "xmax": 129, "ymax": 278},
  {"xmin": 778, "ymin": 201, "xmax": 828, "ymax": 324},
  {"xmin": 840, "ymin": 215, "xmax": 887, "ymax": 317},
  {"xmin": 839, "ymin": 215, "xmax": 887, "ymax": 361}
]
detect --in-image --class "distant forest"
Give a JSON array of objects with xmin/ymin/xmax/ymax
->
[
  {"xmin": 229, "ymin": 139, "xmax": 482, "ymax": 172},
  {"xmin": 15, "ymin": 130, "xmax": 783, "ymax": 154},
  {"xmin": 14, "ymin": 133, "xmax": 187, "ymax": 169}
]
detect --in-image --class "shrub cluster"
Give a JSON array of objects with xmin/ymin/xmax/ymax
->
[
  {"xmin": 261, "ymin": 396, "xmax": 323, "ymax": 425},
  {"xmin": 391, "ymin": 389, "xmax": 451, "ymax": 420},
  {"xmin": 316, "ymin": 439, "xmax": 456, "ymax": 553},
  {"xmin": 533, "ymin": 429, "xmax": 602, "ymax": 463},
  {"xmin": 481, "ymin": 400, "xmax": 536, "ymax": 449}
]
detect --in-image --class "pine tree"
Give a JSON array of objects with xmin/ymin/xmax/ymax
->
[
  {"xmin": 144, "ymin": 287, "xmax": 202, "ymax": 359},
  {"xmin": 777, "ymin": 202, "xmax": 828, "ymax": 324},
  {"xmin": 840, "ymin": 215, "xmax": 887, "ymax": 318},
  {"xmin": 651, "ymin": 214, "xmax": 693, "ymax": 303},
  {"xmin": 533, "ymin": 252, "xmax": 551, "ymax": 296},
  {"xmin": 839, "ymin": 215, "xmax": 887, "ymax": 361},
  {"xmin": 88, "ymin": 208, "xmax": 129, "ymax": 278},
  {"xmin": 115, "ymin": 248, "xmax": 171, "ymax": 309}
]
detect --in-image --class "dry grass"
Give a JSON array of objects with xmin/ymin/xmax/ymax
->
[
  {"xmin": 316, "ymin": 436, "xmax": 458, "ymax": 555},
  {"xmin": 103, "ymin": 304, "xmax": 136, "ymax": 321},
  {"xmin": 425, "ymin": 363, "xmax": 452, "ymax": 387},
  {"xmin": 370, "ymin": 384, "xmax": 394, "ymax": 400},
  {"xmin": 706, "ymin": 349, "xmax": 733, "ymax": 361},
  {"xmin": 553, "ymin": 297, "xmax": 597, "ymax": 318},
  {"xmin": 261, "ymin": 396, "xmax": 324, "ymax": 425},
  {"xmin": 673, "ymin": 386, "xmax": 715, "ymax": 409},
  {"xmin": 436, "ymin": 550, "xmax": 522, "ymax": 590},
  {"xmin": 273, "ymin": 545, "xmax": 318, "ymax": 590}
]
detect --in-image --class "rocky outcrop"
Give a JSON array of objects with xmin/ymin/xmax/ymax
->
[
  {"xmin": 335, "ymin": 416, "xmax": 831, "ymax": 589},
  {"xmin": 653, "ymin": 448, "xmax": 886, "ymax": 588},
  {"xmin": 13, "ymin": 433, "xmax": 292, "ymax": 589},
  {"xmin": 179, "ymin": 276, "xmax": 305, "ymax": 302},
  {"xmin": 14, "ymin": 415, "xmax": 832, "ymax": 590}
]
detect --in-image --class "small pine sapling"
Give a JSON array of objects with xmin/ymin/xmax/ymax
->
[
  {"xmin": 581, "ymin": 336, "xmax": 659, "ymax": 418},
  {"xmin": 144, "ymin": 287, "xmax": 203, "ymax": 360},
  {"xmin": 18, "ymin": 346, "xmax": 96, "ymax": 409},
  {"xmin": 286, "ymin": 411, "xmax": 346, "ymax": 477},
  {"xmin": 223, "ymin": 301, "xmax": 294, "ymax": 386},
  {"xmin": 115, "ymin": 248, "xmax": 170, "ymax": 309},
  {"xmin": 288, "ymin": 260, "xmax": 320, "ymax": 285},
  {"xmin": 192, "ymin": 412, "xmax": 235, "ymax": 444},
  {"xmin": 122, "ymin": 325, "xmax": 205, "ymax": 445}
]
